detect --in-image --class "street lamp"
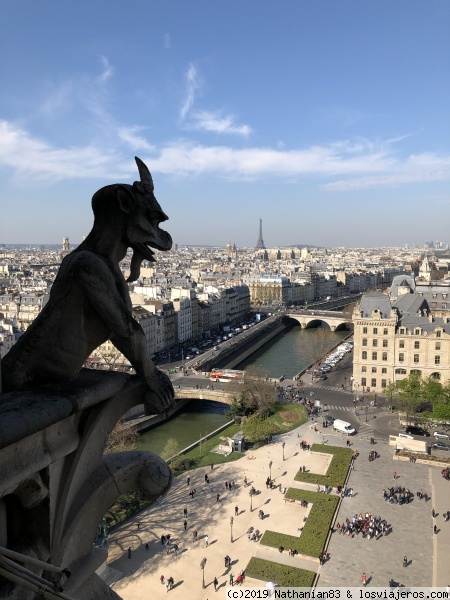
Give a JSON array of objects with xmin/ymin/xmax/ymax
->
[
  {"xmin": 230, "ymin": 516, "xmax": 234, "ymax": 543},
  {"xmin": 269, "ymin": 461, "xmax": 273, "ymax": 480},
  {"xmin": 200, "ymin": 557, "xmax": 207, "ymax": 589},
  {"xmin": 249, "ymin": 488, "xmax": 254, "ymax": 512},
  {"xmin": 365, "ymin": 405, "xmax": 368, "ymax": 423},
  {"xmin": 282, "ymin": 442, "xmax": 285, "ymax": 461}
]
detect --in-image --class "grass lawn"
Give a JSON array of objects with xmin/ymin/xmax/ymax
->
[
  {"xmin": 269, "ymin": 402, "xmax": 308, "ymax": 433},
  {"xmin": 261, "ymin": 488, "xmax": 339, "ymax": 558},
  {"xmin": 294, "ymin": 444, "xmax": 353, "ymax": 487},
  {"xmin": 245, "ymin": 557, "xmax": 316, "ymax": 587}
]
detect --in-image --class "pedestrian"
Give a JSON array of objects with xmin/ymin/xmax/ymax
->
[
  {"xmin": 244, "ymin": 475, "xmax": 248, "ymax": 486},
  {"xmin": 230, "ymin": 573, "xmax": 234, "ymax": 586},
  {"xmin": 213, "ymin": 576, "xmax": 218, "ymax": 591},
  {"xmin": 161, "ymin": 534, "xmax": 166, "ymax": 545},
  {"xmin": 403, "ymin": 556, "xmax": 408, "ymax": 568},
  {"xmin": 183, "ymin": 507, "xmax": 188, "ymax": 517},
  {"xmin": 205, "ymin": 535, "xmax": 209, "ymax": 547},
  {"xmin": 393, "ymin": 471, "xmax": 397, "ymax": 480},
  {"xmin": 434, "ymin": 524, "xmax": 438, "ymax": 534},
  {"xmin": 193, "ymin": 530, "xmax": 198, "ymax": 541},
  {"xmin": 432, "ymin": 508, "xmax": 436, "ymax": 518},
  {"xmin": 160, "ymin": 574, "xmax": 165, "ymax": 585},
  {"xmin": 216, "ymin": 493, "xmax": 221, "ymax": 502},
  {"xmin": 136, "ymin": 522, "xmax": 140, "ymax": 529},
  {"xmin": 225, "ymin": 481, "xmax": 229, "ymax": 490},
  {"xmin": 127, "ymin": 547, "xmax": 131, "ymax": 559},
  {"xmin": 186, "ymin": 476, "xmax": 190, "ymax": 486},
  {"xmin": 183, "ymin": 520, "xmax": 187, "ymax": 531},
  {"xmin": 362, "ymin": 573, "xmax": 367, "ymax": 587},
  {"xmin": 173, "ymin": 543, "xmax": 178, "ymax": 556},
  {"xmin": 145, "ymin": 543, "xmax": 149, "ymax": 550},
  {"xmin": 235, "ymin": 505, "xmax": 239, "ymax": 516},
  {"xmin": 346, "ymin": 439, "xmax": 350, "ymax": 447},
  {"xmin": 211, "ymin": 464, "xmax": 214, "ymax": 470}
]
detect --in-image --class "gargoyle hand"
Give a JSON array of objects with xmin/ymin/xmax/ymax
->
[{"xmin": 144, "ymin": 367, "xmax": 175, "ymax": 415}]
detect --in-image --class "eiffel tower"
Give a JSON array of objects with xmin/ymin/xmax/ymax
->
[{"xmin": 255, "ymin": 218, "xmax": 265, "ymax": 249}]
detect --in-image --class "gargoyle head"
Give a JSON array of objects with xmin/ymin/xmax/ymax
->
[{"xmin": 91, "ymin": 157, "xmax": 172, "ymax": 282}]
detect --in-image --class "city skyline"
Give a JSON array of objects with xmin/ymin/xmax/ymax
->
[{"xmin": 1, "ymin": 1, "xmax": 449, "ymax": 247}]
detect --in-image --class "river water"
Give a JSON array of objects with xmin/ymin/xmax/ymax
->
[{"xmin": 138, "ymin": 325, "xmax": 348, "ymax": 454}]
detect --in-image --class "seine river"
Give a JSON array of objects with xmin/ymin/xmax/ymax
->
[{"xmin": 138, "ymin": 325, "xmax": 348, "ymax": 455}]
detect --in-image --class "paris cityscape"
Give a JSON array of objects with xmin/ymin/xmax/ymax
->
[{"xmin": 1, "ymin": 0, "xmax": 450, "ymax": 598}]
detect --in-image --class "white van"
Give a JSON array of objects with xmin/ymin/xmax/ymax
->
[{"xmin": 333, "ymin": 419, "xmax": 356, "ymax": 435}]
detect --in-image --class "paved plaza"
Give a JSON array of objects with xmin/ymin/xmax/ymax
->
[{"xmin": 107, "ymin": 417, "xmax": 450, "ymax": 599}]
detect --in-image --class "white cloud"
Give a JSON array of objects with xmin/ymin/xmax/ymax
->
[
  {"xmin": 188, "ymin": 110, "xmax": 252, "ymax": 136},
  {"xmin": 179, "ymin": 63, "xmax": 200, "ymax": 121},
  {"xmin": 98, "ymin": 56, "xmax": 114, "ymax": 83},
  {"xmin": 118, "ymin": 127, "xmax": 156, "ymax": 152},
  {"xmin": 1, "ymin": 120, "xmax": 449, "ymax": 191}
]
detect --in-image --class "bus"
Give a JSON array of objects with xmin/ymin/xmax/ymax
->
[{"xmin": 210, "ymin": 368, "xmax": 245, "ymax": 382}]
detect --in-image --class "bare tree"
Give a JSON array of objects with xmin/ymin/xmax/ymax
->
[
  {"xmin": 104, "ymin": 419, "xmax": 139, "ymax": 454},
  {"xmin": 301, "ymin": 327, "xmax": 336, "ymax": 369},
  {"xmin": 229, "ymin": 365, "xmax": 277, "ymax": 416}
]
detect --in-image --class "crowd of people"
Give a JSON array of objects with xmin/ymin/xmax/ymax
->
[
  {"xmin": 382, "ymin": 486, "xmax": 415, "ymax": 505},
  {"xmin": 335, "ymin": 513, "xmax": 390, "ymax": 539}
]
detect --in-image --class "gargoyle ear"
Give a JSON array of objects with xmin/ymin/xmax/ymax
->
[{"xmin": 116, "ymin": 186, "xmax": 135, "ymax": 214}]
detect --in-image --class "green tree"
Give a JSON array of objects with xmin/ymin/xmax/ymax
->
[
  {"xmin": 161, "ymin": 437, "xmax": 180, "ymax": 461},
  {"xmin": 242, "ymin": 414, "xmax": 280, "ymax": 443}
]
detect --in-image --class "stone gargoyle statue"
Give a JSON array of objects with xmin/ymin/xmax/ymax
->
[{"xmin": 2, "ymin": 156, "xmax": 174, "ymax": 415}]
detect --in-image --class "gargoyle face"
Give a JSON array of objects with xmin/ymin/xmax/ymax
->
[{"xmin": 124, "ymin": 157, "xmax": 172, "ymax": 281}]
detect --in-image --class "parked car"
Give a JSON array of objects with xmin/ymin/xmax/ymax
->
[
  {"xmin": 405, "ymin": 425, "xmax": 430, "ymax": 437},
  {"xmin": 433, "ymin": 431, "xmax": 450, "ymax": 440},
  {"xmin": 433, "ymin": 441, "xmax": 450, "ymax": 451},
  {"xmin": 324, "ymin": 415, "xmax": 335, "ymax": 425},
  {"xmin": 318, "ymin": 375, "xmax": 327, "ymax": 381}
]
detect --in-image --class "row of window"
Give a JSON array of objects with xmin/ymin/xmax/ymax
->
[
  {"xmin": 361, "ymin": 378, "xmax": 387, "ymax": 388},
  {"xmin": 362, "ymin": 339, "xmax": 441, "ymax": 350},
  {"xmin": 361, "ymin": 326, "xmax": 443, "ymax": 338},
  {"xmin": 361, "ymin": 351, "xmax": 441, "ymax": 364}
]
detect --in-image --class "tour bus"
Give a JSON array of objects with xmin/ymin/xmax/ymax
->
[{"xmin": 210, "ymin": 368, "xmax": 245, "ymax": 382}]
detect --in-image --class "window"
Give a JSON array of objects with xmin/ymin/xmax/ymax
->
[
  {"xmin": 362, "ymin": 351, "xmax": 367, "ymax": 360},
  {"xmin": 362, "ymin": 338, "xmax": 368, "ymax": 346},
  {"xmin": 371, "ymin": 378, "xmax": 377, "ymax": 388},
  {"xmin": 362, "ymin": 366, "xmax": 367, "ymax": 373},
  {"xmin": 414, "ymin": 354, "xmax": 419, "ymax": 363},
  {"xmin": 383, "ymin": 339, "xmax": 388, "ymax": 347},
  {"xmin": 414, "ymin": 328, "xmax": 421, "ymax": 335},
  {"xmin": 399, "ymin": 340, "xmax": 405, "ymax": 348},
  {"xmin": 361, "ymin": 377, "xmax": 367, "ymax": 387},
  {"xmin": 382, "ymin": 352, "xmax": 387, "ymax": 361},
  {"xmin": 436, "ymin": 330, "xmax": 441, "ymax": 338},
  {"xmin": 435, "ymin": 355, "xmax": 441, "ymax": 365},
  {"xmin": 400, "ymin": 328, "xmax": 405, "ymax": 334},
  {"xmin": 372, "ymin": 352, "xmax": 377, "ymax": 360},
  {"xmin": 382, "ymin": 368, "xmax": 387, "ymax": 374},
  {"xmin": 372, "ymin": 367, "xmax": 377, "ymax": 373},
  {"xmin": 436, "ymin": 343, "xmax": 441, "ymax": 351},
  {"xmin": 399, "ymin": 353, "xmax": 404, "ymax": 362},
  {"xmin": 414, "ymin": 341, "xmax": 420, "ymax": 349},
  {"xmin": 381, "ymin": 379, "xmax": 387, "ymax": 388},
  {"xmin": 373, "ymin": 339, "xmax": 378, "ymax": 347},
  {"xmin": 395, "ymin": 368, "xmax": 407, "ymax": 375},
  {"xmin": 383, "ymin": 329, "xmax": 388, "ymax": 335},
  {"xmin": 363, "ymin": 327, "xmax": 368, "ymax": 334},
  {"xmin": 373, "ymin": 327, "xmax": 378, "ymax": 334}
]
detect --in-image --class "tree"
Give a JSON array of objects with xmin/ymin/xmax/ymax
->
[
  {"xmin": 301, "ymin": 327, "xmax": 336, "ymax": 371},
  {"xmin": 393, "ymin": 373, "xmax": 423, "ymax": 423},
  {"xmin": 161, "ymin": 437, "xmax": 180, "ymax": 461},
  {"xmin": 104, "ymin": 419, "xmax": 139, "ymax": 454},
  {"xmin": 229, "ymin": 365, "xmax": 277, "ymax": 417},
  {"xmin": 242, "ymin": 414, "xmax": 280, "ymax": 443}
]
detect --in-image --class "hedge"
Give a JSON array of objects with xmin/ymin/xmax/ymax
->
[
  {"xmin": 245, "ymin": 557, "xmax": 316, "ymax": 588},
  {"xmin": 295, "ymin": 444, "xmax": 353, "ymax": 487},
  {"xmin": 260, "ymin": 488, "xmax": 338, "ymax": 557}
]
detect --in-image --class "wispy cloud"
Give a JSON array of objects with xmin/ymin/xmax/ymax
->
[
  {"xmin": 118, "ymin": 127, "xmax": 155, "ymax": 152},
  {"xmin": 98, "ymin": 56, "xmax": 114, "ymax": 83},
  {"xmin": 188, "ymin": 110, "xmax": 252, "ymax": 136},
  {"xmin": 179, "ymin": 63, "xmax": 200, "ymax": 121},
  {"xmin": 1, "ymin": 120, "xmax": 449, "ymax": 190}
]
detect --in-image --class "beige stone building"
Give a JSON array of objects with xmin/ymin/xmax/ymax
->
[{"xmin": 352, "ymin": 290, "xmax": 450, "ymax": 393}]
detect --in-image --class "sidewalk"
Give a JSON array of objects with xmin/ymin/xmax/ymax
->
[{"xmin": 106, "ymin": 418, "xmax": 449, "ymax": 598}]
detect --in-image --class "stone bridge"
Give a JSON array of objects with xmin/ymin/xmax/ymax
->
[
  {"xmin": 285, "ymin": 309, "xmax": 353, "ymax": 331},
  {"xmin": 174, "ymin": 387, "xmax": 234, "ymax": 404}
]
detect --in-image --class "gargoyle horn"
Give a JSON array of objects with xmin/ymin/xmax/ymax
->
[{"xmin": 135, "ymin": 156, "xmax": 154, "ymax": 190}]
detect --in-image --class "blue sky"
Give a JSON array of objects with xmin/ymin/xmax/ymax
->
[{"xmin": 1, "ymin": 0, "xmax": 449, "ymax": 248}]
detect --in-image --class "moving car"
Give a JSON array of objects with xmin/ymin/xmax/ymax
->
[
  {"xmin": 405, "ymin": 425, "xmax": 430, "ymax": 437},
  {"xmin": 433, "ymin": 441, "xmax": 450, "ymax": 451},
  {"xmin": 333, "ymin": 419, "xmax": 356, "ymax": 435},
  {"xmin": 433, "ymin": 431, "xmax": 450, "ymax": 440}
]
